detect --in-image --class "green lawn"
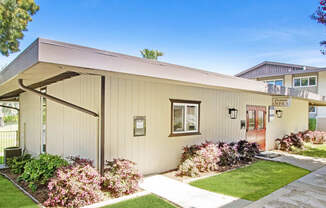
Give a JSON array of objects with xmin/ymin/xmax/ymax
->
[
  {"xmin": 292, "ymin": 143, "xmax": 326, "ymax": 158},
  {"xmin": 190, "ymin": 160, "xmax": 310, "ymax": 201},
  {"xmin": 0, "ymin": 175, "xmax": 37, "ymax": 208},
  {"xmin": 103, "ymin": 194, "xmax": 176, "ymax": 208}
]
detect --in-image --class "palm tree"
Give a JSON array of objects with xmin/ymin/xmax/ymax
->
[{"xmin": 140, "ymin": 49, "xmax": 164, "ymax": 60}]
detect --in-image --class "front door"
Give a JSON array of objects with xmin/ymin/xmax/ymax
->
[{"xmin": 246, "ymin": 105, "xmax": 266, "ymax": 150}]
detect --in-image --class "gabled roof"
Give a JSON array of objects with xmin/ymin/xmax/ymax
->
[{"xmin": 235, "ymin": 61, "xmax": 323, "ymax": 78}]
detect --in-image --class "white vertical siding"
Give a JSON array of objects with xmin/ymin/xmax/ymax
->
[
  {"xmin": 46, "ymin": 75, "xmax": 100, "ymax": 165},
  {"xmin": 104, "ymin": 73, "xmax": 309, "ymax": 175},
  {"xmin": 20, "ymin": 92, "xmax": 41, "ymax": 155}
]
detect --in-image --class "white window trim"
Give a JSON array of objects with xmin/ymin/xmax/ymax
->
[
  {"xmin": 293, "ymin": 76, "xmax": 317, "ymax": 88},
  {"xmin": 172, "ymin": 103, "xmax": 199, "ymax": 134},
  {"xmin": 264, "ymin": 79, "xmax": 284, "ymax": 86}
]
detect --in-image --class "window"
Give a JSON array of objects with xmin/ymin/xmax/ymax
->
[
  {"xmin": 264, "ymin": 79, "xmax": 283, "ymax": 86},
  {"xmin": 170, "ymin": 99, "xmax": 200, "ymax": 136},
  {"xmin": 309, "ymin": 106, "xmax": 316, "ymax": 114},
  {"xmin": 293, "ymin": 76, "xmax": 317, "ymax": 87}
]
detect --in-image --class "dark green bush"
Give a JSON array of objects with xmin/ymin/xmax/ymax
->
[
  {"xmin": 7, "ymin": 154, "xmax": 32, "ymax": 175},
  {"xmin": 19, "ymin": 154, "xmax": 68, "ymax": 191},
  {"xmin": 309, "ymin": 118, "xmax": 316, "ymax": 131}
]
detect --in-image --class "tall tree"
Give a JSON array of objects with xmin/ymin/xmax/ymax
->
[
  {"xmin": 140, "ymin": 49, "xmax": 164, "ymax": 60},
  {"xmin": 0, "ymin": 0, "xmax": 39, "ymax": 56},
  {"xmin": 312, "ymin": 0, "xmax": 326, "ymax": 54}
]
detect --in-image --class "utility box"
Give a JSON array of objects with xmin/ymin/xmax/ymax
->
[{"xmin": 4, "ymin": 147, "xmax": 22, "ymax": 165}]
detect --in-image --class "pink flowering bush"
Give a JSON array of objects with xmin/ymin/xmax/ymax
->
[
  {"xmin": 102, "ymin": 159, "xmax": 143, "ymax": 198},
  {"xmin": 44, "ymin": 157, "xmax": 104, "ymax": 208},
  {"xmin": 177, "ymin": 141, "xmax": 221, "ymax": 177},
  {"xmin": 177, "ymin": 140, "xmax": 260, "ymax": 177},
  {"xmin": 275, "ymin": 130, "xmax": 326, "ymax": 152},
  {"xmin": 303, "ymin": 130, "xmax": 326, "ymax": 144}
]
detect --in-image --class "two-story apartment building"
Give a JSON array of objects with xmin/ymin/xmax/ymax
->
[{"xmin": 236, "ymin": 61, "xmax": 326, "ymax": 130}]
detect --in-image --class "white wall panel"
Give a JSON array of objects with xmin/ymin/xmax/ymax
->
[
  {"xmin": 47, "ymin": 75, "xmax": 100, "ymax": 165},
  {"xmin": 104, "ymin": 73, "xmax": 309, "ymax": 175},
  {"xmin": 20, "ymin": 92, "xmax": 41, "ymax": 155}
]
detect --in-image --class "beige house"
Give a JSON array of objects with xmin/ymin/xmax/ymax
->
[
  {"xmin": 0, "ymin": 38, "xmax": 326, "ymax": 175},
  {"xmin": 236, "ymin": 61, "xmax": 326, "ymax": 130}
]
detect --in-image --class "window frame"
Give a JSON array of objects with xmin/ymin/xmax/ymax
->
[
  {"xmin": 169, "ymin": 99, "xmax": 201, "ymax": 137},
  {"xmin": 264, "ymin": 79, "xmax": 284, "ymax": 86},
  {"xmin": 293, "ymin": 76, "xmax": 317, "ymax": 87}
]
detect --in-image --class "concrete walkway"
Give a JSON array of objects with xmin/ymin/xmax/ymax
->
[
  {"xmin": 257, "ymin": 151, "xmax": 326, "ymax": 171},
  {"xmin": 245, "ymin": 165, "xmax": 326, "ymax": 208},
  {"xmin": 140, "ymin": 175, "xmax": 252, "ymax": 208}
]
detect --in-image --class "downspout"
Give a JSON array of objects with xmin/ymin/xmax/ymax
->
[{"xmin": 100, "ymin": 76, "xmax": 105, "ymax": 175}]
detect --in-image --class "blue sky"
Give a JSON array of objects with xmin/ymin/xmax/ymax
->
[{"xmin": 1, "ymin": 0, "xmax": 325, "ymax": 75}]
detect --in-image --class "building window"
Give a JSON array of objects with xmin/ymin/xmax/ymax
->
[
  {"xmin": 264, "ymin": 79, "xmax": 283, "ymax": 86},
  {"xmin": 309, "ymin": 106, "xmax": 316, "ymax": 114},
  {"xmin": 170, "ymin": 99, "xmax": 200, "ymax": 136},
  {"xmin": 293, "ymin": 76, "xmax": 317, "ymax": 87}
]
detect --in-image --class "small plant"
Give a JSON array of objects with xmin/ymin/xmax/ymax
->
[
  {"xmin": 19, "ymin": 154, "xmax": 68, "ymax": 191},
  {"xmin": 102, "ymin": 159, "xmax": 143, "ymax": 198},
  {"xmin": 44, "ymin": 158, "xmax": 104, "ymax": 208},
  {"xmin": 7, "ymin": 154, "xmax": 32, "ymax": 175}
]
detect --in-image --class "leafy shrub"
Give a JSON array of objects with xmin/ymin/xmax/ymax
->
[
  {"xmin": 236, "ymin": 140, "xmax": 260, "ymax": 162},
  {"xmin": 102, "ymin": 159, "xmax": 143, "ymax": 198},
  {"xmin": 275, "ymin": 132, "xmax": 305, "ymax": 151},
  {"xmin": 303, "ymin": 130, "xmax": 326, "ymax": 144},
  {"xmin": 44, "ymin": 158, "xmax": 104, "ymax": 208},
  {"xmin": 309, "ymin": 118, "xmax": 316, "ymax": 131},
  {"xmin": 177, "ymin": 142, "xmax": 221, "ymax": 177},
  {"xmin": 217, "ymin": 142, "xmax": 240, "ymax": 166},
  {"xmin": 177, "ymin": 140, "xmax": 259, "ymax": 177},
  {"xmin": 3, "ymin": 115, "xmax": 18, "ymax": 123},
  {"xmin": 19, "ymin": 154, "xmax": 68, "ymax": 191},
  {"xmin": 7, "ymin": 154, "xmax": 32, "ymax": 174}
]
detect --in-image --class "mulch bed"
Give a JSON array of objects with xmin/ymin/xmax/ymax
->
[{"xmin": 0, "ymin": 168, "xmax": 48, "ymax": 204}]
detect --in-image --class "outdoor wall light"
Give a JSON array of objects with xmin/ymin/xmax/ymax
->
[
  {"xmin": 276, "ymin": 110, "xmax": 283, "ymax": 118},
  {"xmin": 228, "ymin": 108, "xmax": 238, "ymax": 119}
]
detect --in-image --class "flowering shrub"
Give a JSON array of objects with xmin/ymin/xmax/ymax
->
[
  {"xmin": 236, "ymin": 140, "xmax": 260, "ymax": 162},
  {"xmin": 177, "ymin": 140, "xmax": 259, "ymax": 177},
  {"xmin": 303, "ymin": 130, "xmax": 326, "ymax": 144},
  {"xmin": 275, "ymin": 130, "xmax": 326, "ymax": 152},
  {"xmin": 19, "ymin": 154, "xmax": 68, "ymax": 191},
  {"xmin": 44, "ymin": 157, "xmax": 104, "ymax": 208},
  {"xmin": 177, "ymin": 142, "xmax": 222, "ymax": 177},
  {"xmin": 275, "ymin": 133, "xmax": 304, "ymax": 152},
  {"xmin": 217, "ymin": 142, "xmax": 240, "ymax": 166},
  {"xmin": 102, "ymin": 159, "xmax": 143, "ymax": 198}
]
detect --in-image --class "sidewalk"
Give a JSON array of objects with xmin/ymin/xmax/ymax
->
[
  {"xmin": 140, "ymin": 175, "xmax": 251, "ymax": 208},
  {"xmin": 245, "ymin": 165, "xmax": 326, "ymax": 208}
]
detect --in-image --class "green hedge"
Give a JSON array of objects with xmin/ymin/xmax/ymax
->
[{"xmin": 309, "ymin": 118, "xmax": 316, "ymax": 131}]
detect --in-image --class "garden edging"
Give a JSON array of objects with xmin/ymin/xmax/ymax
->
[
  {"xmin": 0, "ymin": 172, "xmax": 44, "ymax": 207},
  {"xmin": 81, "ymin": 190, "xmax": 151, "ymax": 208}
]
